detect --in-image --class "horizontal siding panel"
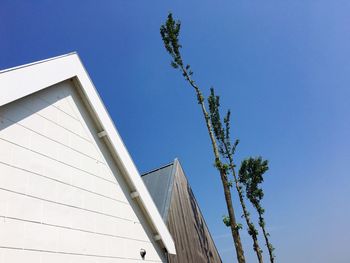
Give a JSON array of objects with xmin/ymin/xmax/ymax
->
[
  {"xmin": 0, "ymin": 165, "xmax": 136, "ymax": 222},
  {"xmin": 0, "ymin": 105, "xmax": 101, "ymax": 161},
  {"xmin": 0, "ymin": 190, "xmax": 44, "ymax": 223},
  {"xmin": 0, "ymin": 135, "xmax": 117, "ymax": 185},
  {"xmin": 0, "ymin": 140, "xmax": 128, "ymax": 203},
  {"xmin": 0, "ymin": 163, "xmax": 26, "ymax": 193},
  {"xmin": 0, "ymin": 81, "xmax": 164, "ymax": 262},
  {"xmin": 40, "ymin": 252, "xmax": 95, "ymax": 263},
  {"xmin": 36, "ymin": 82, "xmax": 80, "ymax": 120},
  {"xmin": 0, "ymin": 248, "xmax": 41, "ymax": 262},
  {"xmin": 1, "ymin": 93, "xmax": 88, "ymax": 141},
  {"xmin": 0, "ymin": 218, "xmax": 161, "ymax": 261},
  {"xmin": 0, "ymin": 247, "xmax": 161, "ymax": 263},
  {"xmin": 0, "ymin": 188, "xmax": 149, "ymax": 242}
]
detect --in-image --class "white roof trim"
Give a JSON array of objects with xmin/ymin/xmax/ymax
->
[{"xmin": 0, "ymin": 53, "xmax": 176, "ymax": 254}]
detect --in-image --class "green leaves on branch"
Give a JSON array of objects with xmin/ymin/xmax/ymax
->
[
  {"xmin": 208, "ymin": 88, "xmax": 267, "ymax": 263},
  {"xmin": 214, "ymin": 158, "xmax": 229, "ymax": 173},
  {"xmin": 160, "ymin": 13, "xmax": 196, "ymax": 78},
  {"xmin": 160, "ymin": 13, "xmax": 183, "ymax": 68},
  {"xmin": 161, "ymin": 12, "xmax": 247, "ymax": 263},
  {"xmin": 239, "ymin": 157, "xmax": 275, "ymax": 262},
  {"xmin": 222, "ymin": 215, "xmax": 242, "ymax": 231},
  {"xmin": 161, "ymin": 11, "xmax": 275, "ymax": 263},
  {"xmin": 208, "ymin": 88, "xmax": 235, "ymax": 158},
  {"xmin": 239, "ymin": 157, "xmax": 268, "ymax": 209},
  {"xmin": 235, "ymin": 223, "xmax": 243, "ymax": 231},
  {"xmin": 222, "ymin": 215, "xmax": 231, "ymax": 227},
  {"xmin": 248, "ymin": 224, "xmax": 259, "ymax": 237},
  {"xmin": 268, "ymin": 244, "xmax": 275, "ymax": 253},
  {"xmin": 208, "ymin": 88, "xmax": 240, "ymax": 160}
]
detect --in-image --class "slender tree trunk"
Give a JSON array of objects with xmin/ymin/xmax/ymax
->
[
  {"xmin": 237, "ymin": 184, "xmax": 263, "ymax": 263},
  {"xmin": 222, "ymin": 139, "xmax": 263, "ymax": 262},
  {"xmin": 228, "ymin": 154, "xmax": 263, "ymax": 263},
  {"xmin": 181, "ymin": 67, "xmax": 246, "ymax": 263},
  {"xmin": 219, "ymin": 169, "xmax": 246, "ymax": 263},
  {"xmin": 258, "ymin": 212, "xmax": 274, "ymax": 263}
]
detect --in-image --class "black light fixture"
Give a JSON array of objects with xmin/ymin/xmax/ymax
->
[{"xmin": 140, "ymin": 248, "xmax": 146, "ymax": 259}]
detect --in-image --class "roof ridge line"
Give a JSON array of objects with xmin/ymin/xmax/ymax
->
[{"xmin": 141, "ymin": 161, "xmax": 175, "ymax": 176}]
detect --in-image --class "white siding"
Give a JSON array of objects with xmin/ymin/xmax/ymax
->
[{"xmin": 0, "ymin": 81, "xmax": 165, "ymax": 262}]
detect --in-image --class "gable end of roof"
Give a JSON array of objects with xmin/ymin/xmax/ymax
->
[{"xmin": 0, "ymin": 53, "xmax": 176, "ymax": 254}]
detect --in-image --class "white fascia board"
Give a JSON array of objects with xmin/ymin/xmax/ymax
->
[
  {"xmin": 0, "ymin": 53, "xmax": 79, "ymax": 107},
  {"xmin": 0, "ymin": 53, "xmax": 176, "ymax": 254}
]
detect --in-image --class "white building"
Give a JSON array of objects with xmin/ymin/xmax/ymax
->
[{"xmin": 0, "ymin": 53, "xmax": 176, "ymax": 262}]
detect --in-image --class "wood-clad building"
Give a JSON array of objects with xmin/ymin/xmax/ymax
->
[{"xmin": 142, "ymin": 159, "xmax": 222, "ymax": 263}]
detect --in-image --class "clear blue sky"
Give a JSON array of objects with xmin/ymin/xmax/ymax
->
[{"xmin": 1, "ymin": 1, "xmax": 349, "ymax": 262}]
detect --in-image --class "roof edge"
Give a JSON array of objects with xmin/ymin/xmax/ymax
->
[
  {"xmin": 0, "ymin": 53, "xmax": 176, "ymax": 254},
  {"xmin": 0, "ymin": 52, "xmax": 77, "ymax": 74},
  {"xmin": 141, "ymin": 161, "xmax": 174, "ymax": 177}
]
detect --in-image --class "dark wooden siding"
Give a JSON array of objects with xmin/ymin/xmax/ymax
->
[{"xmin": 166, "ymin": 162, "xmax": 222, "ymax": 263}]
